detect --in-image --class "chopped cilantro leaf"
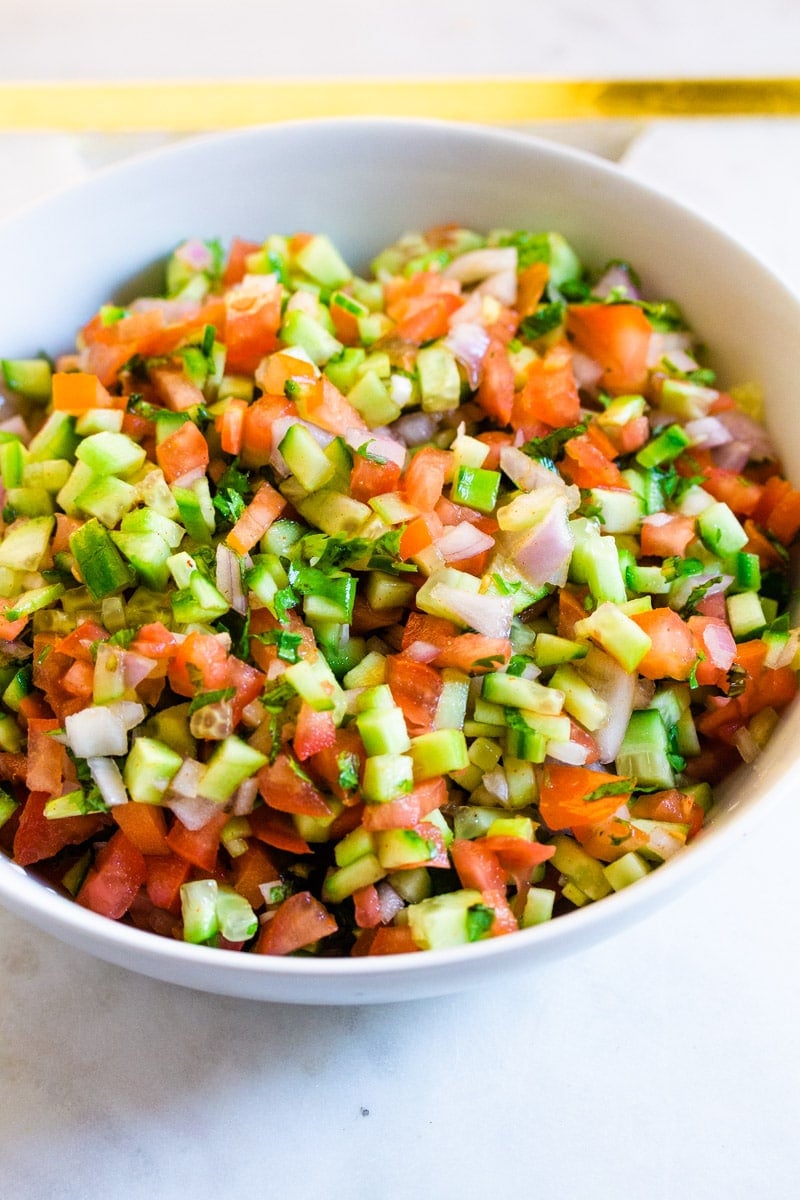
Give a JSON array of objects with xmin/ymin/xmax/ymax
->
[
  {"xmin": 108, "ymin": 628, "xmax": 136, "ymax": 649},
  {"xmin": 262, "ymin": 680, "xmax": 296, "ymax": 711},
  {"xmin": 582, "ymin": 778, "xmax": 636, "ymax": 804},
  {"xmin": 337, "ymin": 751, "xmax": 360, "ymax": 792},
  {"xmin": 273, "ymin": 585, "xmax": 299, "ymax": 624},
  {"xmin": 519, "ymin": 301, "xmax": 566, "ymax": 341},
  {"xmin": 507, "ymin": 654, "xmax": 534, "ymax": 677},
  {"xmin": 188, "ymin": 687, "xmax": 236, "ymax": 714},
  {"xmin": 218, "ymin": 461, "xmax": 251, "ymax": 494},
  {"xmin": 523, "ymin": 421, "xmax": 588, "ymax": 463},
  {"xmin": 473, "ymin": 654, "xmax": 509, "ymax": 671},
  {"xmin": 256, "ymin": 629, "xmax": 303, "ymax": 664},
  {"xmin": 356, "ymin": 441, "xmax": 388, "ymax": 465},
  {"xmin": 466, "ymin": 903, "xmax": 495, "ymax": 942},
  {"xmin": 683, "ymin": 577, "xmax": 722, "ymax": 616},
  {"xmin": 213, "ymin": 488, "xmax": 247, "ymax": 523}
]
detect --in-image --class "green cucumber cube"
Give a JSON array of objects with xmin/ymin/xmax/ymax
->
[
  {"xmin": 409, "ymin": 728, "xmax": 468, "ymax": 779},
  {"xmin": 124, "ymin": 737, "xmax": 183, "ymax": 804},
  {"xmin": 197, "ymin": 736, "xmax": 268, "ymax": 803}
]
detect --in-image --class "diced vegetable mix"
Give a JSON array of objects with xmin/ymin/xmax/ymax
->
[{"xmin": 0, "ymin": 224, "xmax": 798, "ymax": 958}]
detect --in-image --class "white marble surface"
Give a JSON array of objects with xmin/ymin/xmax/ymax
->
[{"xmin": 2, "ymin": 7, "xmax": 800, "ymax": 1196}]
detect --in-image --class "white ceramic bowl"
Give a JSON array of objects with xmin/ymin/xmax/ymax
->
[{"xmin": 1, "ymin": 118, "xmax": 799, "ymax": 1004}]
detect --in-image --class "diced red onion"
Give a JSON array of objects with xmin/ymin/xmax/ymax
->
[
  {"xmin": 766, "ymin": 631, "xmax": 799, "ymax": 670},
  {"xmin": 344, "ymin": 428, "xmax": 406, "ymax": 468},
  {"xmin": 696, "ymin": 592, "xmax": 727, "ymax": 621},
  {"xmin": 475, "ymin": 269, "xmax": 517, "ymax": 307},
  {"xmin": 0, "ymin": 639, "xmax": 32, "ymax": 659},
  {"xmin": 685, "ymin": 416, "xmax": 733, "ymax": 449},
  {"xmin": 168, "ymin": 758, "xmax": 205, "ymax": 799},
  {"xmin": 669, "ymin": 572, "xmax": 734, "ymax": 612},
  {"xmin": 733, "ymin": 726, "xmax": 761, "ymax": 764},
  {"xmin": 216, "ymin": 543, "xmax": 247, "ymax": 615},
  {"xmin": 715, "ymin": 409, "xmax": 776, "ymax": 461},
  {"xmin": 430, "ymin": 584, "xmax": 514, "ymax": 639},
  {"xmin": 175, "ymin": 239, "xmax": 216, "ymax": 271},
  {"xmin": 105, "ymin": 700, "xmax": 146, "ymax": 731},
  {"xmin": 390, "ymin": 411, "xmax": 441, "ymax": 446},
  {"xmin": 500, "ymin": 445, "xmax": 565, "ymax": 493},
  {"xmin": 170, "ymin": 466, "xmax": 207, "ymax": 489},
  {"xmin": 593, "ymin": 263, "xmax": 641, "ymax": 301},
  {"xmin": 389, "ymin": 374, "xmax": 414, "ymax": 407},
  {"xmin": 443, "ymin": 246, "xmax": 517, "ymax": 283},
  {"xmin": 64, "ymin": 706, "xmax": 129, "ymax": 758},
  {"xmin": 0, "ymin": 415, "xmax": 30, "ymax": 442},
  {"xmin": 168, "ymin": 792, "xmax": 224, "ymax": 831},
  {"xmin": 575, "ymin": 646, "xmax": 636, "ymax": 765},
  {"xmin": 571, "ymin": 350, "xmax": 604, "ymax": 394},
  {"xmin": 445, "ymin": 322, "xmax": 490, "ymax": 388},
  {"xmin": 546, "ymin": 741, "xmax": 590, "ymax": 766},
  {"xmin": 503, "ymin": 497, "xmax": 573, "ymax": 589},
  {"xmin": 699, "ymin": 621, "xmax": 737, "ymax": 671},
  {"xmin": 434, "ymin": 521, "xmax": 495, "ymax": 563},
  {"xmin": 712, "ymin": 441, "xmax": 751, "ymax": 473},
  {"xmin": 121, "ymin": 653, "xmax": 157, "ymax": 692},
  {"xmin": 376, "ymin": 881, "xmax": 406, "ymax": 924},
  {"xmin": 647, "ymin": 331, "xmax": 696, "ymax": 368},
  {"xmin": 632, "ymin": 677, "xmax": 656, "ymax": 709},
  {"xmin": 483, "ymin": 767, "xmax": 509, "ymax": 804},
  {"xmin": 286, "ymin": 289, "xmax": 321, "ymax": 316},
  {"xmin": 231, "ymin": 776, "xmax": 260, "ymax": 816},
  {"xmin": 448, "ymin": 291, "xmax": 486, "ymax": 328},
  {"xmin": 87, "ymin": 756, "xmax": 129, "ymax": 808},
  {"xmin": 404, "ymin": 640, "xmax": 441, "ymax": 664}
]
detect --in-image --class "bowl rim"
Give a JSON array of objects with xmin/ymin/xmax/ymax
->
[{"xmin": 1, "ymin": 114, "xmax": 799, "ymax": 986}]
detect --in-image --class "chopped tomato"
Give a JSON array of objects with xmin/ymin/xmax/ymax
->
[
  {"xmin": 249, "ymin": 806, "xmax": 312, "ymax": 855},
  {"xmin": 113, "ymin": 802, "xmax": 171, "ymax": 856},
  {"xmin": 476, "ymin": 338, "xmax": 514, "ymax": 426},
  {"xmin": 512, "ymin": 343, "xmax": 580, "ymax": 430},
  {"xmin": 361, "ymin": 779, "xmax": 446, "ymax": 831},
  {"xmin": 225, "ymin": 481, "xmax": 286, "ymax": 555},
  {"xmin": 352, "ymin": 884, "xmax": 383, "ymax": 929},
  {"xmin": 566, "ymin": 302, "xmax": 652, "ymax": 394},
  {"xmin": 224, "ymin": 285, "xmax": 282, "ymax": 373},
  {"xmin": 293, "ymin": 703, "xmax": 337, "ymax": 761},
  {"xmin": 24, "ymin": 717, "xmax": 64, "ymax": 795},
  {"xmin": 538, "ymin": 765, "xmax": 634, "ymax": 831},
  {"xmin": 240, "ymin": 395, "xmax": 295, "ymax": 468},
  {"xmin": 13, "ymin": 791, "xmax": 108, "ymax": 867},
  {"xmin": 257, "ymin": 753, "xmax": 333, "ymax": 817},
  {"xmin": 156, "ymin": 419, "xmax": 209, "ymax": 483},
  {"xmin": 145, "ymin": 852, "xmax": 192, "ymax": 912},
  {"xmin": 254, "ymin": 891, "xmax": 337, "ymax": 955},
  {"xmin": 629, "ymin": 608, "xmax": 696, "ymax": 681},
  {"xmin": 231, "ymin": 843, "xmax": 280, "ymax": 911},
  {"xmin": 449, "ymin": 839, "xmax": 518, "ymax": 935},
  {"xmin": 297, "ymin": 376, "xmax": 369, "ymax": 436},
  {"xmin": 168, "ymin": 632, "xmax": 231, "ymax": 697},
  {"xmin": 350, "ymin": 454, "xmax": 402, "ymax": 502},
  {"xmin": 165, "ymin": 809, "xmax": 230, "ymax": 872},
  {"xmin": 77, "ymin": 830, "xmax": 147, "ymax": 920},
  {"xmin": 561, "ymin": 434, "xmax": 627, "ymax": 489},
  {"xmin": 386, "ymin": 655, "xmax": 442, "ymax": 729},
  {"xmin": 362, "ymin": 926, "xmax": 419, "ymax": 955},
  {"xmin": 639, "ymin": 513, "xmax": 696, "ymax": 558},
  {"xmin": 223, "ymin": 237, "xmax": 261, "ymax": 287},
  {"xmin": 403, "ymin": 447, "xmax": 452, "ymax": 512}
]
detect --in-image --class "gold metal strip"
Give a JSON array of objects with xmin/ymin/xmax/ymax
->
[{"xmin": 0, "ymin": 78, "xmax": 798, "ymax": 132}]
